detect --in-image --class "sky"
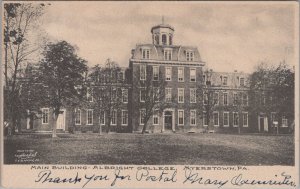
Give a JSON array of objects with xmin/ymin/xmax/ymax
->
[{"xmin": 39, "ymin": 1, "xmax": 297, "ymax": 73}]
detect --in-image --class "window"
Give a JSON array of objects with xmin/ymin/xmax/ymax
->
[
  {"xmin": 190, "ymin": 88, "xmax": 196, "ymax": 103},
  {"xmin": 213, "ymin": 112, "xmax": 219, "ymax": 126},
  {"xmin": 178, "ymin": 110, "xmax": 184, "ymax": 125},
  {"xmin": 262, "ymin": 95, "xmax": 266, "ymax": 106},
  {"xmin": 223, "ymin": 76, "xmax": 228, "ymax": 86},
  {"xmin": 140, "ymin": 109, "xmax": 145, "ymax": 125},
  {"xmin": 162, "ymin": 34, "xmax": 167, "ymax": 45},
  {"xmin": 140, "ymin": 88, "xmax": 145, "ymax": 102},
  {"xmin": 153, "ymin": 66, "xmax": 159, "ymax": 81},
  {"xmin": 119, "ymin": 71, "xmax": 124, "ymax": 81},
  {"xmin": 153, "ymin": 110, "xmax": 159, "ymax": 125},
  {"xmin": 282, "ymin": 116, "xmax": 288, "ymax": 127},
  {"xmin": 190, "ymin": 68, "xmax": 196, "ymax": 82},
  {"xmin": 111, "ymin": 88, "xmax": 117, "ymax": 99},
  {"xmin": 190, "ymin": 110, "xmax": 196, "ymax": 126},
  {"xmin": 203, "ymin": 111, "xmax": 208, "ymax": 126},
  {"xmin": 213, "ymin": 92, "xmax": 219, "ymax": 105},
  {"xmin": 233, "ymin": 93, "xmax": 238, "ymax": 105},
  {"xmin": 178, "ymin": 88, "xmax": 184, "ymax": 103},
  {"xmin": 122, "ymin": 89, "xmax": 128, "ymax": 103},
  {"xmin": 169, "ymin": 35, "xmax": 172, "ymax": 45},
  {"xmin": 223, "ymin": 92, "xmax": 228, "ymax": 105},
  {"xmin": 164, "ymin": 49, "xmax": 172, "ymax": 60},
  {"xmin": 240, "ymin": 78, "xmax": 245, "ymax": 86},
  {"xmin": 140, "ymin": 64, "xmax": 146, "ymax": 80},
  {"xmin": 87, "ymin": 109, "xmax": 93, "ymax": 125},
  {"xmin": 271, "ymin": 112, "xmax": 277, "ymax": 123},
  {"xmin": 87, "ymin": 88, "xmax": 93, "ymax": 102},
  {"xmin": 122, "ymin": 110, "xmax": 128, "ymax": 126},
  {"xmin": 153, "ymin": 87, "xmax": 160, "ymax": 102},
  {"xmin": 233, "ymin": 112, "xmax": 239, "ymax": 127},
  {"xmin": 202, "ymin": 75, "xmax": 206, "ymax": 85},
  {"xmin": 223, "ymin": 112, "xmax": 229, "ymax": 127},
  {"xmin": 203, "ymin": 92, "xmax": 208, "ymax": 105},
  {"xmin": 42, "ymin": 108, "xmax": 49, "ymax": 124},
  {"xmin": 111, "ymin": 110, "xmax": 117, "ymax": 125},
  {"xmin": 186, "ymin": 51, "xmax": 194, "ymax": 61},
  {"xmin": 100, "ymin": 111, "xmax": 105, "ymax": 125},
  {"xmin": 122, "ymin": 70, "xmax": 125, "ymax": 80},
  {"xmin": 165, "ymin": 88, "xmax": 172, "ymax": 102},
  {"xmin": 166, "ymin": 67, "xmax": 172, "ymax": 81},
  {"xmin": 242, "ymin": 94, "xmax": 248, "ymax": 106},
  {"xmin": 75, "ymin": 109, "xmax": 81, "ymax": 125},
  {"xmin": 242, "ymin": 112, "xmax": 248, "ymax": 127},
  {"xmin": 178, "ymin": 67, "xmax": 184, "ymax": 82},
  {"xmin": 142, "ymin": 49, "xmax": 150, "ymax": 59}
]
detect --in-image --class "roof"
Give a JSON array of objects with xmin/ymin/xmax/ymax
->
[
  {"xmin": 131, "ymin": 44, "xmax": 203, "ymax": 63},
  {"xmin": 151, "ymin": 24, "xmax": 174, "ymax": 33}
]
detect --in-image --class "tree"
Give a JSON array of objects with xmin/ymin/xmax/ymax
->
[
  {"xmin": 89, "ymin": 59, "xmax": 124, "ymax": 133},
  {"xmin": 132, "ymin": 65, "xmax": 168, "ymax": 134},
  {"xmin": 249, "ymin": 61, "xmax": 294, "ymax": 133},
  {"xmin": 198, "ymin": 69, "xmax": 218, "ymax": 132},
  {"xmin": 18, "ymin": 64, "xmax": 47, "ymax": 130},
  {"xmin": 38, "ymin": 41, "xmax": 88, "ymax": 137},
  {"xmin": 3, "ymin": 3, "xmax": 48, "ymax": 134}
]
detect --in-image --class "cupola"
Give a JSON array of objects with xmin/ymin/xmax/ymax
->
[{"xmin": 151, "ymin": 17, "xmax": 174, "ymax": 46}]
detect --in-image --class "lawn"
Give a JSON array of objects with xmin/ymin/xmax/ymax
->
[{"xmin": 4, "ymin": 133, "xmax": 294, "ymax": 165}]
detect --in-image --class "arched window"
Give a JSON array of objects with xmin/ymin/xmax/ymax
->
[
  {"xmin": 162, "ymin": 34, "xmax": 167, "ymax": 45},
  {"xmin": 169, "ymin": 35, "xmax": 173, "ymax": 45}
]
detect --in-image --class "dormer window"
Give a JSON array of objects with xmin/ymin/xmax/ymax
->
[
  {"xmin": 186, "ymin": 51, "xmax": 194, "ymax": 61},
  {"xmin": 87, "ymin": 88, "xmax": 93, "ymax": 102},
  {"xmin": 142, "ymin": 49, "xmax": 150, "ymax": 59},
  {"xmin": 240, "ymin": 77, "xmax": 245, "ymax": 86},
  {"xmin": 223, "ymin": 76, "xmax": 228, "ymax": 85},
  {"xmin": 164, "ymin": 49, "xmax": 172, "ymax": 60}
]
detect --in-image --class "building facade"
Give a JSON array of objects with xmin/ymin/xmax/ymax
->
[{"xmin": 19, "ymin": 22, "xmax": 294, "ymax": 134}]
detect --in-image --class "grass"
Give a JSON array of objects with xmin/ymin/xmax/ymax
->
[{"xmin": 4, "ymin": 133, "xmax": 294, "ymax": 165}]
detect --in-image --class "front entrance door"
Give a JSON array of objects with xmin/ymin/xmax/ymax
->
[
  {"xmin": 57, "ymin": 109, "xmax": 66, "ymax": 130},
  {"xmin": 258, "ymin": 116, "xmax": 268, "ymax": 132},
  {"xmin": 259, "ymin": 117, "xmax": 264, "ymax": 132},
  {"xmin": 164, "ymin": 111, "xmax": 172, "ymax": 130}
]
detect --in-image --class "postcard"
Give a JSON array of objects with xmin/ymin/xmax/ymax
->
[{"xmin": 1, "ymin": 1, "xmax": 299, "ymax": 188}]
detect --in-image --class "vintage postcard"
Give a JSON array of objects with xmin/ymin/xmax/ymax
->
[{"xmin": 1, "ymin": 1, "xmax": 299, "ymax": 188}]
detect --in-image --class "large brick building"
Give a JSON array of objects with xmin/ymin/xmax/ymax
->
[{"xmin": 19, "ymin": 22, "xmax": 294, "ymax": 134}]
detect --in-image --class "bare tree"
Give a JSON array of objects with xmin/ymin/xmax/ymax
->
[
  {"xmin": 132, "ymin": 65, "xmax": 168, "ymax": 134},
  {"xmin": 3, "ymin": 3, "xmax": 49, "ymax": 134},
  {"xmin": 89, "ymin": 60, "xmax": 125, "ymax": 133},
  {"xmin": 198, "ymin": 69, "xmax": 218, "ymax": 132}
]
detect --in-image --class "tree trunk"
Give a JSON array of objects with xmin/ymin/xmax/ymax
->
[
  {"xmin": 98, "ymin": 115, "xmax": 102, "ymax": 135},
  {"xmin": 208, "ymin": 113, "xmax": 214, "ymax": 131},
  {"xmin": 4, "ymin": 42, "xmax": 8, "ymax": 87},
  {"xmin": 142, "ymin": 122, "xmax": 147, "ymax": 134},
  {"xmin": 106, "ymin": 116, "xmax": 111, "ymax": 133},
  {"xmin": 52, "ymin": 113, "xmax": 58, "ymax": 138}
]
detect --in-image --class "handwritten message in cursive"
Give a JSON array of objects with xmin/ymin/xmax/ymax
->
[{"xmin": 34, "ymin": 167, "xmax": 297, "ymax": 188}]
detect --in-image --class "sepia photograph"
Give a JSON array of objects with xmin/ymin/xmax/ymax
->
[{"xmin": 1, "ymin": 1, "xmax": 299, "ymax": 188}]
